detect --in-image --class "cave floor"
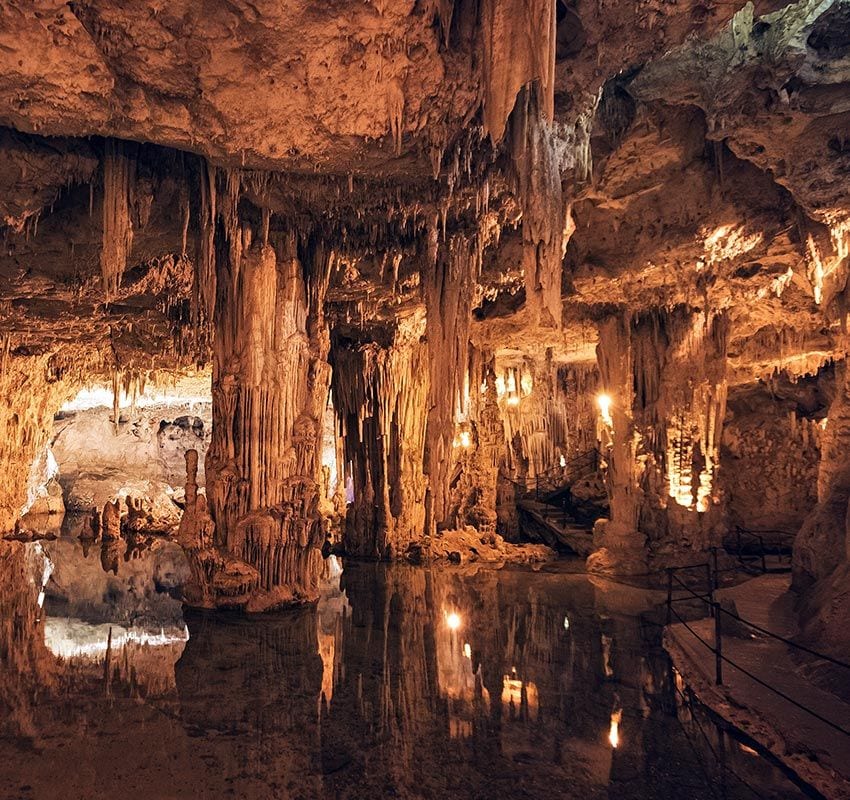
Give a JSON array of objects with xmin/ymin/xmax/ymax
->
[
  {"xmin": 665, "ymin": 574, "xmax": 850, "ymax": 799},
  {"xmin": 0, "ymin": 535, "xmax": 810, "ymax": 800}
]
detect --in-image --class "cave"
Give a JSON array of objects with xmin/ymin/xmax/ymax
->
[{"xmin": 2, "ymin": 2, "xmax": 850, "ymax": 798}]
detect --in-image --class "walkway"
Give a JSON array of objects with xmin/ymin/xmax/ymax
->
[{"xmin": 665, "ymin": 573, "xmax": 850, "ymax": 799}]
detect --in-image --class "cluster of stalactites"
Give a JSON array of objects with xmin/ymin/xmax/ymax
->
[
  {"xmin": 423, "ymin": 224, "xmax": 486, "ymax": 529},
  {"xmin": 182, "ymin": 176, "xmax": 335, "ymax": 606},
  {"xmin": 100, "ymin": 139, "xmax": 135, "ymax": 298},
  {"xmin": 630, "ymin": 308, "xmax": 730, "ymax": 513}
]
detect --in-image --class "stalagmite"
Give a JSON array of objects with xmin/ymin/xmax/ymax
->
[{"xmin": 100, "ymin": 499, "xmax": 121, "ymax": 541}]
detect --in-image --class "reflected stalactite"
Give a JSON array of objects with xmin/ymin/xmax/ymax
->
[
  {"xmin": 0, "ymin": 542, "xmax": 55, "ymax": 741},
  {"xmin": 175, "ymin": 605, "xmax": 323, "ymax": 796}
]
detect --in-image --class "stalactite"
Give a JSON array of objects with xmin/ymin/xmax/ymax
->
[
  {"xmin": 0, "ymin": 351, "xmax": 74, "ymax": 531},
  {"xmin": 423, "ymin": 226, "xmax": 482, "ymax": 532},
  {"xmin": 510, "ymin": 85, "xmax": 567, "ymax": 329},
  {"xmin": 479, "ymin": 0, "xmax": 556, "ymax": 143},
  {"xmin": 100, "ymin": 139, "xmax": 135, "ymax": 298}
]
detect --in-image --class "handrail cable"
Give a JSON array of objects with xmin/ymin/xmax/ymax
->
[
  {"xmin": 669, "ymin": 604, "xmax": 850, "ymax": 738},
  {"xmin": 670, "ymin": 573, "xmax": 850, "ymax": 672}
]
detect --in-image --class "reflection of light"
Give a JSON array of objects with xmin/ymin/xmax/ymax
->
[
  {"xmin": 739, "ymin": 743, "xmax": 759, "ymax": 756},
  {"xmin": 597, "ymin": 393, "xmax": 613, "ymax": 426},
  {"xmin": 500, "ymin": 675, "xmax": 539, "ymax": 720},
  {"xmin": 609, "ymin": 709, "xmax": 622, "ymax": 748},
  {"xmin": 563, "ymin": 615, "xmax": 570, "ymax": 631},
  {"xmin": 43, "ymin": 618, "xmax": 189, "ymax": 659},
  {"xmin": 463, "ymin": 642, "xmax": 471, "ymax": 659},
  {"xmin": 35, "ymin": 543, "xmax": 53, "ymax": 610},
  {"xmin": 820, "ymin": 417, "xmax": 828, "ymax": 430},
  {"xmin": 559, "ymin": 454, "xmax": 566, "ymax": 467},
  {"xmin": 446, "ymin": 612, "xmax": 462, "ymax": 631},
  {"xmin": 506, "ymin": 395, "xmax": 520, "ymax": 407}
]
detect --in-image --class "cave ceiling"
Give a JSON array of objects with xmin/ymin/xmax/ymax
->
[{"xmin": 0, "ymin": 0, "xmax": 847, "ymax": 387}]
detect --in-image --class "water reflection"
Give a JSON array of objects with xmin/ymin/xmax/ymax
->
[{"xmin": 0, "ymin": 539, "xmax": 808, "ymax": 800}]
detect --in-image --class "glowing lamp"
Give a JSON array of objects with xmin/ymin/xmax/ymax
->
[
  {"xmin": 597, "ymin": 393, "xmax": 613, "ymax": 427},
  {"xmin": 609, "ymin": 709, "xmax": 622, "ymax": 748},
  {"xmin": 446, "ymin": 612, "xmax": 462, "ymax": 631}
]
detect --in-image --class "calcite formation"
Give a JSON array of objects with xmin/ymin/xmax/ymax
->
[{"xmin": 0, "ymin": 0, "xmax": 845, "ymax": 644}]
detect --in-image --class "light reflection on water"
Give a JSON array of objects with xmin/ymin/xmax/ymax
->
[{"xmin": 0, "ymin": 537, "xmax": 808, "ymax": 800}]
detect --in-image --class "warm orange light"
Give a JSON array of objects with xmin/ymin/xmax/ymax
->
[
  {"xmin": 446, "ymin": 612, "xmax": 462, "ymax": 631},
  {"xmin": 609, "ymin": 709, "xmax": 622, "ymax": 748},
  {"xmin": 597, "ymin": 393, "xmax": 613, "ymax": 427}
]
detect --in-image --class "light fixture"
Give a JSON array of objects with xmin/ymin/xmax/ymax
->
[
  {"xmin": 597, "ymin": 393, "xmax": 613, "ymax": 427},
  {"xmin": 609, "ymin": 709, "xmax": 622, "ymax": 748},
  {"xmin": 446, "ymin": 611, "xmax": 462, "ymax": 631}
]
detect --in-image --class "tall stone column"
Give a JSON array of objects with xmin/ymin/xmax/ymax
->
[
  {"xmin": 182, "ymin": 219, "xmax": 331, "ymax": 611},
  {"xmin": 587, "ymin": 315, "xmax": 646, "ymax": 574}
]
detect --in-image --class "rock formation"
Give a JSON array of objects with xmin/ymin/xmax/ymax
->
[{"xmin": 0, "ymin": 0, "xmax": 845, "ymax": 643}]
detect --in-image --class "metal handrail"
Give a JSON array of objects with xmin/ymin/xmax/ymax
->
[
  {"xmin": 730, "ymin": 525, "xmax": 795, "ymax": 572},
  {"xmin": 534, "ymin": 448, "xmax": 602, "ymax": 502}
]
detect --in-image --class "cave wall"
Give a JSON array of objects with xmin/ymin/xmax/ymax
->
[
  {"xmin": 52, "ymin": 399, "xmax": 211, "ymax": 528},
  {"xmin": 0, "ymin": 353, "xmax": 75, "ymax": 532},
  {"xmin": 720, "ymin": 383, "xmax": 823, "ymax": 532}
]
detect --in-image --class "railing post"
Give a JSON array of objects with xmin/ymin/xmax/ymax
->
[
  {"xmin": 711, "ymin": 546, "xmax": 719, "ymax": 593},
  {"xmin": 705, "ymin": 563, "xmax": 714, "ymax": 617},
  {"xmin": 714, "ymin": 602, "xmax": 723, "ymax": 685},
  {"xmin": 666, "ymin": 568, "xmax": 674, "ymax": 625},
  {"xmin": 759, "ymin": 536, "xmax": 767, "ymax": 573}
]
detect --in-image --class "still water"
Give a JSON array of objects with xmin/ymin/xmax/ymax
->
[{"xmin": 0, "ymin": 531, "xmax": 808, "ymax": 800}]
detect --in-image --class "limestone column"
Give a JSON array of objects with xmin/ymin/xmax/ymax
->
[
  {"xmin": 587, "ymin": 315, "xmax": 646, "ymax": 574},
  {"xmin": 185, "ymin": 218, "xmax": 331, "ymax": 610}
]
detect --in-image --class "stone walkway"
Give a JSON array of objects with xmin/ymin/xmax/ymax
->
[{"xmin": 665, "ymin": 573, "xmax": 850, "ymax": 800}]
